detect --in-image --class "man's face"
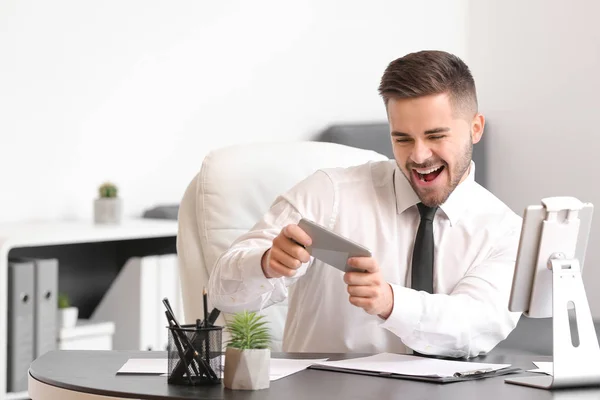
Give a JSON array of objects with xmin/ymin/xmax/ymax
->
[{"xmin": 387, "ymin": 93, "xmax": 483, "ymax": 207}]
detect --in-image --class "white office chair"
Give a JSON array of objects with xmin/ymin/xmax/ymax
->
[{"xmin": 177, "ymin": 141, "xmax": 388, "ymax": 351}]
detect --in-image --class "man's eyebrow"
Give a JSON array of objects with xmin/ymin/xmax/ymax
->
[
  {"xmin": 391, "ymin": 127, "xmax": 450, "ymax": 137},
  {"xmin": 424, "ymin": 127, "xmax": 450, "ymax": 135}
]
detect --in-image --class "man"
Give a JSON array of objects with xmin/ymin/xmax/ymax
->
[{"xmin": 207, "ymin": 50, "xmax": 522, "ymax": 358}]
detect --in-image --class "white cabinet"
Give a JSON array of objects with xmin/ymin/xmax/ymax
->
[
  {"xmin": 58, "ymin": 320, "xmax": 115, "ymax": 351},
  {"xmin": 0, "ymin": 219, "xmax": 179, "ymax": 400}
]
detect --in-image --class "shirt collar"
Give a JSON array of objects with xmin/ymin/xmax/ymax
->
[{"xmin": 394, "ymin": 161, "xmax": 476, "ymax": 227}]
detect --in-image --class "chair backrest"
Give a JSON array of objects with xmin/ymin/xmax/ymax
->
[{"xmin": 177, "ymin": 141, "xmax": 388, "ymax": 351}]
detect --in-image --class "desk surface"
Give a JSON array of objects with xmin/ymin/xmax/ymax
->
[{"xmin": 29, "ymin": 350, "xmax": 600, "ymax": 400}]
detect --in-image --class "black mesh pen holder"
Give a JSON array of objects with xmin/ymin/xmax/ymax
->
[{"xmin": 167, "ymin": 324, "xmax": 223, "ymax": 386}]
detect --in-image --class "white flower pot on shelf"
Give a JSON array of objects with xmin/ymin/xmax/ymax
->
[
  {"xmin": 223, "ymin": 347, "xmax": 270, "ymax": 390},
  {"xmin": 94, "ymin": 198, "xmax": 123, "ymax": 224},
  {"xmin": 58, "ymin": 307, "xmax": 79, "ymax": 329}
]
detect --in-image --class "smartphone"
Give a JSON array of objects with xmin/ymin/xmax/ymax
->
[{"xmin": 297, "ymin": 218, "xmax": 372, "ymax": 273}]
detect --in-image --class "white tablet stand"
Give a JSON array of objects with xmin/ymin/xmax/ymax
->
[{"xmin": 505, "ymin": 197, "xmax": 600, "ymax": 389}]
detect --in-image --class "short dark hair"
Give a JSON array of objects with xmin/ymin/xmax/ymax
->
[{"xmin": 378, "ymin": 50, "xmax": 477, "ymax": 117}]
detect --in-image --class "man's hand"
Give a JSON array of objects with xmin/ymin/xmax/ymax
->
[
  {"xmin": 344, "ymin": 257, "xmax": 394, "ymax": 319},
  {"xmin": 261, "ymin": 224, "xmax": 312, "ymax": 279}
]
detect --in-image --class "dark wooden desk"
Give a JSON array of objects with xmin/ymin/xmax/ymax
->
[{"xmin": 28, "ymin": 350, "xmax": 600, "ymax": 400}]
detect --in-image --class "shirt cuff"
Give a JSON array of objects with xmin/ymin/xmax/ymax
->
[
  {"xmin": 379, "ymin": 283, "xmax": 424, "ymax": 338},
  {"xmin": 240, "ymin": 247, "xmax": 276, "ymax": 292}
]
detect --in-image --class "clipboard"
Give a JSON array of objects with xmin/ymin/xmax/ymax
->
[{"xmin": 308, "ymin": 364, "xmax": 522, "ymax": 383}]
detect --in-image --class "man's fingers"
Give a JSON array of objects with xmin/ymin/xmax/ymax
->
[
  {"xmin": 348, "ymin": 296, "xmax": 377, "ymax": 314},
  {"xmin": 272, "ymin": 236, "xmax": 311, "ymax": 263},
  {"xmin": 344, "ymin": 271, "xmax": 378, "ymax": 286},
  {"xmin": 268, "ymin": 257, "xmax": 297, "ymax": 278},
  {"xmin": 347, "ymin": 256, "xmax": 379, "ymax": 273},
  {"xmin": 346, "ymin": 285, "xmax": 378, "ymax": 298},
  {"xmin": 270, "ymin": 246, "xmax": 303, "ymax": 270},
  {"xmin": 283, "ymin": 224, "xmax": 312, "ymax": 248},
  {"xmin": 281, "ymin": 239, "xmax": 311, "ymax": 263}
]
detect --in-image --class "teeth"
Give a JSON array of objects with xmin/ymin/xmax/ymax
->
[{"xmin": 416, "ymin": 166, "xmax": 441, "ymax": 175}]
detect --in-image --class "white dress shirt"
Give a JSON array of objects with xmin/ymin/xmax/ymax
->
[{"xmin": 208, "ymin": 160, "xmax": 522, "ymax": 358}]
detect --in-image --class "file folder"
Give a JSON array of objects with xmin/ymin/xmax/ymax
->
[
  {"xmin": 308, "ymin": 363, "xmax": 522, "ymax": 383},
  {"xmin": 7, "ymin": 260, "xmax": 35, "ymax": 392},
  {"xmin": 308, "ymin": 353, "xmax": 522, "ymax": 384},
  {"xmin": 32, "ymin": 258, "xmax": 58, "ymax": 358}
]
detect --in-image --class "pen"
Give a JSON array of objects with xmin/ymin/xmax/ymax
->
[
  {"xmin": 162, "ymin": 298, "xmax": 177, "ymax": 322},
  {"xmin": 165, "ymin": 312, "xmax": 194, "ymax": 384},
  {"xmin": 202, "ymin": 287, "xmax": 209, "ymax": 328},
  {"xmin": 202, "ymin": 287, "xmax": 211, "ymax": 367},
  {"xmin": 207, "ymin": 308, "xmax": 221, "ymax": 327},
  {"xmin": 162, "ymin": 298, "xmax": 201, "ymax": 376},
  {"xmin": 164, "ymin": 307, "xmax": 201, "ymax": 377},
  {"xmin": 453, "ymin": 368, "xmax": 494, "ymax": 378}
]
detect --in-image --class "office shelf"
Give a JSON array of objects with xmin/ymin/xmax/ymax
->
[
  {"xmin": 0, "ymin": 219, "xmax": 178, "ymax": 400},
  {"xmin": 5, "ymin": 390, "xmax": 28, "ymax": 400}
]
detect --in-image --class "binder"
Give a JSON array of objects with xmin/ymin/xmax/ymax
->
[
  {"xmin": 7, "ymin": 260, "xmax": 35, "ymax": 393},
  {"xmin": 91, "ymin": 256, "xmax": 161, "ymax": 351},
  {"xmin": 31, "ymin": 258, "xmax": 58, "ymax": 358},
  {"xmin": 91, "ymin": 255, "xmax": 184, "ymax": 351},
  {"xmin": 139, "ymin": 256, "xmax": 159, "ymax": 351},
  {"xmin": 157, "ymin": 254, "xmax": 183, "ymax": 351}
]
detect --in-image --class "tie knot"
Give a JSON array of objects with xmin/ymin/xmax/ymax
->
[{"xmin": 417, "ymin": 203, "xmax": 438, "ymax": 222}]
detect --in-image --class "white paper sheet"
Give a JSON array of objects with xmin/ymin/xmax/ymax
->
[
  {"xmin": 117, "ymin": 356, "xmax": 328, "ymax": 381},
  {"xmin": 313, "ymin": 353, "xmax": 511, "ymax": 378},
  {"xmin": 269, "ymin": 358, "xmax": 328, "ymax": 381},
  {"xmin": 528, "ymin": 361, "xmax": 553, "ymax": 375},
  {"xmin": 117, "ymin": 359, "xmax": 168, "ymax": 375}
]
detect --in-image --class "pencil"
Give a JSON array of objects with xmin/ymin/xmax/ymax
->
[
  {"xmin": 203, "ymin": 287, "xmax": 209, "ymax": 327},
  {"xmin": 202, "ymin": 287, "xmax": 211, "ymax": 367}
]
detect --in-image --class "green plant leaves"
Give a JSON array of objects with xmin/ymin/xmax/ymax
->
[
  {"xmin": 98, "ymin": 182, "xmax": 118, "ymax": 198},
  {"xmin": 225, "ymin": 310, "xmax": 271, "ymax": 350},
  {"xmin": 58, "ymin": 292, "xmax": 70, "ymax": 309}
]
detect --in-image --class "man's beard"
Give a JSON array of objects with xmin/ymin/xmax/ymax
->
[{"xmin": 401, "ymin": 139, "xmax": 473, "ymax": 207}]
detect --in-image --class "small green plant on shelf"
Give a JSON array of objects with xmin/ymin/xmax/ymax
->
[
  {"xmin": 58, "ymin": 292, "xmax": 70, "ymax": 309},
  {"xmin": 98, "ymin": 181, "xmax": 118, "ymax": 198},
  {"xmin": 57, "ymin": 292, "xmax": 78, "ymax": 328},
  {"xmin": 225, "ymin": 310, "xmax": 271, "ymax": 350},
  {"xmin": 94, "ymin": 181, "xmax": 123, "ymax": 224}
]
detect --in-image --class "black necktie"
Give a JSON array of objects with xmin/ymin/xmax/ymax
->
[{"xmin": 411, "ymin": 203, "xmax": 438, "ymax": 293}]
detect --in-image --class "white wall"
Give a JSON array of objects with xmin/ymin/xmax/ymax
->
[
  {"xmin": 0, "ymin": 0, "xmax": 468, "ymax": 223},
  {"xmin": 468, "ymin": 0, "xmax": 600, "ymax": 316}
]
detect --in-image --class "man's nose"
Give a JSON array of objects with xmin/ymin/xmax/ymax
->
[{"xmin": 410, "ymin": 140, "xmax": 433, "ymax": 165}]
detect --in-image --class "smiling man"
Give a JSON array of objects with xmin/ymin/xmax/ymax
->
[{"xmin": 207, "ymin": 50, "xmax": 522, "ymax": 358}]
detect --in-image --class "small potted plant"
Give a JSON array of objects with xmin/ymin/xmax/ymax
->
[
  {"xmin": 57, "ymin": 292, "xmax": 78, "ymax": 328},
  {"xmin": 223, "ymin": 311, "xmax": 271, "ymax": 390},
  {"xmin": 94, "ymin": 181, "xmax": 123, "ymax": 224}
]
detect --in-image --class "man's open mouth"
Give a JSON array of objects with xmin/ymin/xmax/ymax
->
[{"xmin": 413, "ymin": 165, "xmax": 445, "ymax": 183}]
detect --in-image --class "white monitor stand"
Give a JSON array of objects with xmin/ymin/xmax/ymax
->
[{"xmin": 505, "ymin": 196, "xmax": 600, "ymax": 389}]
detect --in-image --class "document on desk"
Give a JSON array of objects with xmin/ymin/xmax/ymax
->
[
  {"xmin": 117, "ymin": 359, "xmax": 167, "ymax": 375},
  {"xmin": 269, "ymin": 358, "xmax": 329, "ymax": 381},
  {"xmin": 116, "ymin": 357, "xmax": 328, "ymax": 381},
  {"xmin": 529, "ymin": 361, "xmax": 553, "ymax": 375},
  {"xmin": 310, "ymin": 353, "xmax": 519, "ymax": 383}
]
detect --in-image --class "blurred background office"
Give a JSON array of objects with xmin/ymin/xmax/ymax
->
[{"xmin": 1, "ymin": 1, "xmax": 599, "ymax": 312}]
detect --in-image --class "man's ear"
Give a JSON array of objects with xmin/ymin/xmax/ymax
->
[{"xmin": 471, "ymin": 113, "xmax": 485, "ymax": 144}]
